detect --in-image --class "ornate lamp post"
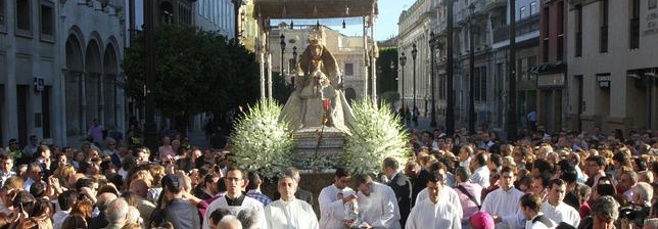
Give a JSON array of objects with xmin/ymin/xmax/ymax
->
[
  {"xmin": 411, "ymin": 43, "xmax": 418, "ymax": 120},
  {"xmin": 468, "ymin": 3, "xmax": 476, "ymax": 134},
  {"xmin": 280, "ymin": 34, "xmax": 286, "ymax": 75},
  {"xmin": 399, "ymin": 52, "xmax": 407, "ymax": 108},
  {"xmin": 429, "ymin": 31, "xmax": 438, "ymax": 128}
]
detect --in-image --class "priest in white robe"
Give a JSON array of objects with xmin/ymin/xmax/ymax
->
[
  {"xmin": 265, "ymin": 176, "xmax": 319, "ymax": 229},
  {"xmin": 354, "ymin": 174, "xmax": 401, "ymax": 229},
  {"xmin": 481, "ymin": 166, "xmax": 525, "ymax": 229},
  {"xmin": 319, "ymin": 168, "xmax": 356, "ymax": 229},
  {"xmin": 541, "ymin": 179, "xmax": 580, "ymax": 226},
  {"xmin": 405, "ymin": 170, "xmax": 461, "ymax": 229},
  {"xmin": 415, "ymin": 162, "xmax": 463, "ymax": 220},
  {"xmin": 203, "ymin": 168, "xmax": 267, "ymax": 229}
]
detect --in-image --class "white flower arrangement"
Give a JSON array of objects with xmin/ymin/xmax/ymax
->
[
  {"xmin": 341, "ymin": 98, "xmax": 411, "ymax": 175},
  {"xmin": 230, "ymin": 99, "xmax": 296, "ymax": 180}
]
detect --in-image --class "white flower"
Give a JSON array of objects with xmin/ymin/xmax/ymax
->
[
  {"xmin": 230, "ymin": 99, "xmax": 295, "ymax": 180},
  {"xmin": 341, "ymin": 98, "xmax": 411, "ymax": 175}
]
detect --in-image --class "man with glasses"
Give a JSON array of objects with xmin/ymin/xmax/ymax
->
[
  {"xmin": 318, "ymin": 167, "xmax": 356, "ymax": 229},
  {"xmin": 203, "ymin": 167, "xmax": 267, "ymax": 229}
]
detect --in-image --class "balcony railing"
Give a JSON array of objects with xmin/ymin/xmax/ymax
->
[{"xmin": 492, "ymin": 14, "xmax": 540, "ymax": 43}]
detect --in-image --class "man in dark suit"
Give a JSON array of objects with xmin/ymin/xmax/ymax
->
[
  {"xmin": 273, "ymin": 167, "xmax": 314, "ymax": 207},
  {"xmin": 383, "ymin": 157, "xmax": 412, "ymax": 226}
]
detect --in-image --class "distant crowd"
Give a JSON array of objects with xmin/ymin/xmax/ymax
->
[{"xmin": 0, "ymin": 120, "xmax": 657, "ymax": 229}]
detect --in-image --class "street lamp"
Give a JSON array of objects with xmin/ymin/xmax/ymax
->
[
  {"xmin": 411, "ymin": 43, "xmax": 418, "ymax": 126},
  {"xmin": 280, "ymin": 34, "xmax": 286, "ymax": 76},
  {"xmin": 468, "ymin": 3, "xmax": 476, "ymax": 134},
  {"xmin": 399, "ymin": 52, "xmax": 407, "ymax": 109},
  {"xmin": 429, "ymin": 31, "xmax": 438, "ymax": 128},
  {"xmin": 291, "ymin": 46, "xmax": 297, "ymax": 87}
]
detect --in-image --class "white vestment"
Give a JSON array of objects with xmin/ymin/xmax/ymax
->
[
  {"xmin": 471, "ymin": 166, "xmax": 491, "ymax": 189},
  {"xmin": 356, "ymin": 182, "xmax": 401, "ymax": 229},
  {"xmin": 541, "ymin": 201, "xmax": 581, "ymax": 226},
  {"xmin": 404, "ymin": 197, "xmax": 461, "ymax": 229},
  {"xmin": 318, "ymin": 184, "xmax": 356, "ymax": 229},
  {"xmin": 203, "ymin": 195, "xmax": 267, "ymax": 229},
  {"xmin": 480, "ymin": 187, "xmax": 525, "ymax": 229},
  {"xmin": 265, "ymin": 199, "xmax": 319, "ymax": 229},
  {"xmin": 415, "ymin": 186, "xmax": 463, "ymax": 220}
]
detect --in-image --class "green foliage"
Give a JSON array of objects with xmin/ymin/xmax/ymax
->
[
  {"xmin": 341, "ymin": 98, "xmax": 411, "ymax": 175},
  {"xmin": 379, "ymin": 91, "xmax": 400, "ymax": 107},
  {"xmin": 229, "ymin": 99, "xmax": 295, "ymax": 180},
  {"xmin": 121, "ymin": 25, "xmax": 258, "ymax": 134},
  {"xmin": 377, "ymin": 48, "xmax": 399, "ymax": 96}
]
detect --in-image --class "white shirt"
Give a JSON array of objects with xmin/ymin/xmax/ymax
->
[
  {"xmin": 404, "ymin": 197, "xmax": 462, "ymax": 229},
  {"xmin": 24, "ymin": 177, "xmax": 36, "ymax": 191},
  {"xmin": 265, "ymin": 198, "xmax": 319, "ymax": 229},
  {"xmin": 415, "ymin": 186, "xmax": 463, "ymax": 220},
  {"xmin": 481, "ymin": 187, "xmax": 525, "ymax": 229},
  {"xmin": 525, "ymin": 214, "xmax": 555, "ymax": 229},
  {"xmin": 356, "ymin": 182, "xmax": 401, "ymax": 229},
  {"xmin": 471, "ymin": 166, "xmax": 491, "ymax": 189},
  {"xmin": 53, "ymin": 210, "xmax": 71, "ymax": 229},
  {"xmin": 318, "ymin": 184, "xmax": 356, "ymax": 229},
  {"xmin": 541, "ymin": 201, "xmax": 581, "ymax": 227},
  {"xmin": 203, "ymin": 195, "xmax": 268, "ymax": 229}
]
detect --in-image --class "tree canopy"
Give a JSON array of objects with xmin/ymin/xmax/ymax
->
[{"xmin": 122, "ymin": 25, "xmax": 259, "ymax": 134}]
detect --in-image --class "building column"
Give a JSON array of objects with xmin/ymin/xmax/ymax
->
[
  {"xmin": 81, "ymin": 72, "xmax": 88, "ymax": 135},
  {"xmin": 99, "ymin": 72, "xmax": 105, "ymax": 128},
  {"xmin": 267, "ymin": 52, "xmax": 273, "ymax": 99}
]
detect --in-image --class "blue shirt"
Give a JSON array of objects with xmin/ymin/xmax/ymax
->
[{"xmin": 247, "ymin": 189, "xmax": 272, "ymax": 207}]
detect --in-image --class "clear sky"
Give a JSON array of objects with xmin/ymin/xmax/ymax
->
[{"xmin": 327, "ymin": 0, "xmax": 413, "ymax": 41}]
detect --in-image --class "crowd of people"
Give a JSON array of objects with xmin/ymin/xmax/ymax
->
[{"xmin": 0, "ymin": 124, "xmax": 657, "ymax": 229}]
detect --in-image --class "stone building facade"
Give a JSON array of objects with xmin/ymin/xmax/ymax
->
[
  {"xmin": 567, "ymin": 0, "xmax": 658, "ymax": 133},
  {"xmin": 0, "ymin": 0, "xmax": 125, "ymax": 147}
]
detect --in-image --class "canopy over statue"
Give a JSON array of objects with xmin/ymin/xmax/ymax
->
[{"xmin": 280, "ymin": 27, "xmax": 355, "ymax": 132}]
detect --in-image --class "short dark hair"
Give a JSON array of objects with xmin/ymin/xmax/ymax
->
[
  {"xmin": 75, "ymin": 178, "xmax": 96, "ymax": 192},
  {"xmin": 597, "ymin": 183, "xmax": 617, "ymax": 196},
  {"xmin": 29, "ymin": 181, "xmax": 46, "ymax": 198},
  {"xmin": 520, "ymin": 193, "xmax": 543, "ymax": 212},
  {"xmin": 246, "ymin": 171, "xmax": 261, "ymax": 190},
  {"xmin": 217, "ymin": 177, "xmax": 227, "ymax": 193},
  {"xmin": 501, "ymin": 165, "xmax": 515, "ymax": 175},
  {"xmin": 354, "ymin": 173, "xmax": 373, "ymax": 185},
  {"xmin": 548, "ymin": 179, "xmax": 566, "ymax": 190},
  {"xmin": 383, "ymin": 157, "xmax": 400, "ymax": 170},
  {"xmin": 58, "ymin": 190, "xmax": 78, "ymax": 210},
  {"xmin": 210, "ymin": 208, "xmax": 232, "ymax": 225},
  {"xmin": 560, "ymin": 168, "xmax": 578, "ymax": 183},
  {"xmin": 428, "ymin": 170, "xmax": 445, "ymax": 183},
  {"xmin": 533, "ymin": 159, "xmax": 554, "ymax": 174},
  {"xmin": 490, "ymin": 154, "xmax": 503, "ymax": 167},
  {"xmin": 335, "ymin": 167, "xmax": 350, "ymax": 178},
  {"xmin": 587, "ymin": 155, "xmax": 606, "ymax": 167}
]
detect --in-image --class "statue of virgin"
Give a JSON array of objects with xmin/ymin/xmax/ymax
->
[{"xmin": 280, "ymin": 27, "xmax": 354, "ymax": 132}]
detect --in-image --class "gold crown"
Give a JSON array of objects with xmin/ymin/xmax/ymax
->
[{"xmin": 307, "ymin": 27, "xmax": 325, "ymax": 46}]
